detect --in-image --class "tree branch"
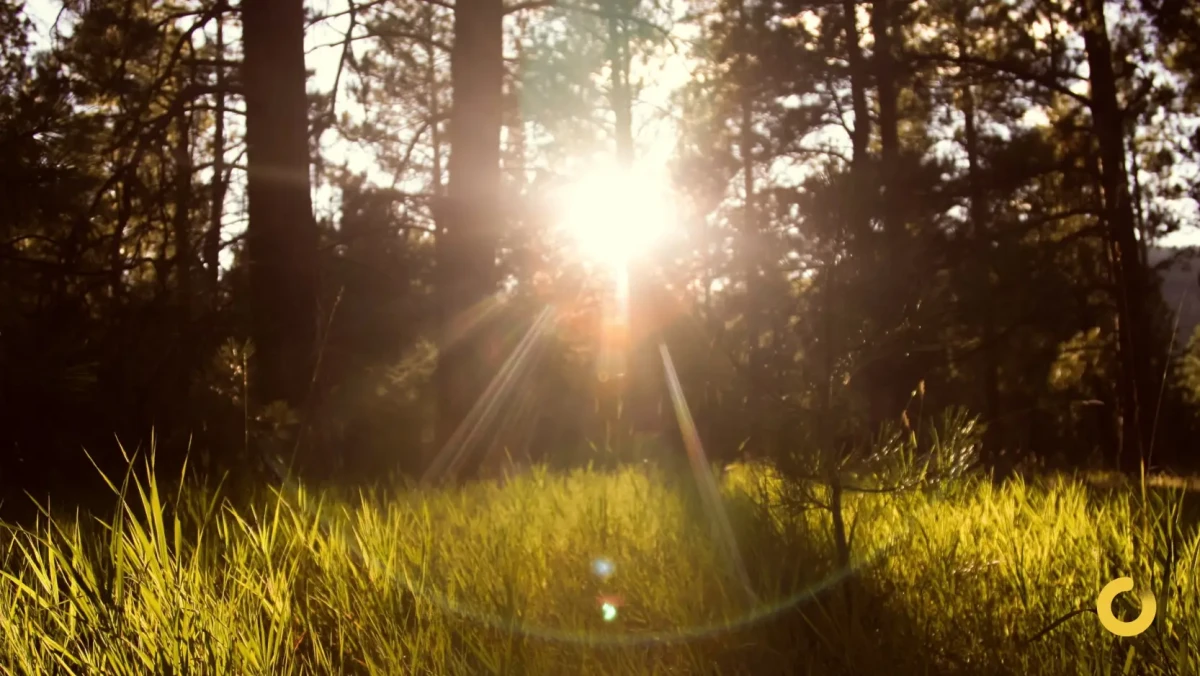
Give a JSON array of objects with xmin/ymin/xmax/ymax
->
[{"xmin": 909, "ymin": 52, "xmax": 1091, "ymax": 107}]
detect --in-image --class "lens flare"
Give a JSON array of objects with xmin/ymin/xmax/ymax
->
[
  {"xmin": 601, "ymin": 602, "xmax": 618, "ymax": 622},
  {"xmin": 554, "ymin": 162, "xmax": 677, "ymax": 270},
  {"xmin": 592, "ymin": 558, "xmax": 616, "ymax": 580},
  {"xmin": 597, "ymin": 594, "xmax": 623, "ymax": 622}
]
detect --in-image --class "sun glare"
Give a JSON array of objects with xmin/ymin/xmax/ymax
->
[{"xmin": 554, "ymin": 163, "xmax": 677, "ymax": 270}]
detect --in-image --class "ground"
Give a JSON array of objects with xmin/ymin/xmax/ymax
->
[{"xmin": 0, "ymin": 460, "xmax": 1196, "ymax": 674}]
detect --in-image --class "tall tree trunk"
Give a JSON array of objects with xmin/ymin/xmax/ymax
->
[
  {"xmin": 510, "ymin": 13, "xmax": 529, "ymax": 195},
  {"xmin": 173, "ymin": 110, "xmax": 194, "ymax": 329},
  {"xmin": 204, "ymin": 10, "xmax": 227, "ymax": 305},
  {"xmin": 111, "ymin": 166, "xmax": 132, "ymax": 301},
  {"xmin": 601, "ymin": 0, "xmax": 636, "ymax": 452},
  {"xmin": 425, "ymin": 5, "xmax": 444, "ymax": 197},
  {"xmin": 953, "ymin": 15, "xmax": 1004, "ymax": 471},
  {"xmin": 871, "ymin": 0, "xmax": 899, "ymax": 238},
  {"xmin": 242, "ymin": 0, "xmax": 319, "ymax": 410},
  {"xmin": 1080, "ymin": 0, "xmax": 1157, "ymax": 471},
  {"xmin": 174, "ymin": 106, "xmax": 194, "ymax": 318},
  {"xmin": 738, "ymin": 0, "xmax": 755, "ymax": 307},
  {"xmin": 737, "ymin": 0, "xmax": 762, "ymax": 440},
  {"xmin": 170, "ymin": 105, "xmax": 195, "ymax": 433},
  {"xmin": 868, "ymin": 0, "xmax": 904, "ymax": 425},
  {"xmin": 434, "ymin": 0, "xmax": 504, "ymax": 476},
  {"xmin": 608, "ymin": 0, "xmax": 633, "ymax": 168},
  {"xmin": 961, "ymin": 77, "xmax": 1003, "ymax": 471},
  {"xmin": 1128, "ymin": 132, "xmax": 1149, "ymax": 269},
  {"xmin": 842, "ymin": 0, "xmax": 869, "ymax": 166},
  {"xmin": 842, "ymin": 0, "xmax": 871, "ymax": 248}
]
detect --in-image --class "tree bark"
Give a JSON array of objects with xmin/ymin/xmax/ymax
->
[
  {"xmin": 434, "ymin": 0, "xmax": 504, "ymax": 477},
  {"xmin": 842, "ymin": 0, "xmax": 871, "ymax": 252},
  {"xmin": 425, "ymin": 3, "xmax": 444, "ymax": 197},
  {"xmin": 110, "ymin": 165, "xmax": 132, "ymax": 301},
  {"xmin": 866, "ymin": 0, "xmax": 905, "ymax": 425},
  {"xmin": 871, "ymin": 0, "xmax": 899, "ymax": 238},
  {"xmin": 842, "ymin": 0, "xmax": 870, "ymax": 167},
  {"xmin": 737, "ymin": 0, "xmax": 763, "ymax": 437},
  {"xmin": 1079, "ymin": 0, "xmax": 1158, "ymax": 471},
  {"xmin": 169, "ymin": 104, "xmax": 196, "ymax": 434},
  {"xmin": 204, "ymin": 9, "xmax": 227, "ymax": 305},
  {"xmin": 242, "ymin": 0, "xmax": 319, "ymax": 410},
  {"xmin": 962, "ymin": 78, "xmax": 1003, "ymax": 470},
  {"xmin": 173, "ymin": 108, "xmax": 193, "ymax": 323},
  {"xmin": 956, "ymin": 17, "xmax": 1003, "ymax": 471},
  {"xmin": 603, "ymin": 0, "xmax": 638, "ymax": 452},
  {"xmin": 608, "ymin": 0, "xmax": 634, "ymax": 168}
]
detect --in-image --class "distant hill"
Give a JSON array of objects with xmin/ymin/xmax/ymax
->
[{"xmin": 1151, "ymin": 246, "xmax": 1200, "ymax": 349}]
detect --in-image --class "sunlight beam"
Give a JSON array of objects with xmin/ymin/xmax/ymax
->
[
  {"xmin": 421, "ymin": 306, "xmax": 556, "ymax": 485},
  {"xmin": 659, "ymin": 342, "xmax": 759, "ymax": 607}
]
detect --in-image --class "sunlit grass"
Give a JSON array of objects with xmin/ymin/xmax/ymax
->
[{"xmin": 1, "ymin": 456, "xmax": 1197, "ymax": 674}]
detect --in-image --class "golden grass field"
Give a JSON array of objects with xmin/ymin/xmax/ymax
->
[{"xmin": 1, "ymin": 458, "xmax": 1196, "ymax": 675}]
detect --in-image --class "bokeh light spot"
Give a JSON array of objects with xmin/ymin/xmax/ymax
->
[
  {"xmin": 592, "ymin": 558, "xmax": 615, "ymax": 580},
  {"xmin": 601, "ymin": 602, "xmax": 618, "ymax": 622}
]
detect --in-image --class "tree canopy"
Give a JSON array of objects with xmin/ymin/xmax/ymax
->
[{"xmin": 2, "ymin": 0, "xmax": 1199, "ymax": 509}]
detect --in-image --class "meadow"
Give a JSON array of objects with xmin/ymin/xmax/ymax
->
[{"xmin": 0, "ymin": 456, "xmax": 1196, "ymax": 675}]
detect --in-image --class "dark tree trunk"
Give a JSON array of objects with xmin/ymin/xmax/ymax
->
[
  {"xmin": 171, "ymin": 108, "xmax": 195, "ymax": 430},
  {"xmin": 738, "ymin": 0, "xmax": 758, "ymax": 362},
  {"xmin": 173, "ymin": 110, "xmax": 193, "ymax": 327},
  {"xmin": 110, "ymin": 168, "xmax": 132, "ymax": 301},
  {"xmin": 434, "ymin": 0, "xmax": 504, "ymax": 478},
  {"xmin": 866, "ymin": 0, "xmax": 906, "ymax": 425},
  {"xmin": 964, "ymin": 87, "xmax": 1004, "ymax": 470},
  {"xmin": 1128, "ymin": 133, "xmax": 1149, "ymax": 270},
  {"xmin": 204, "ymin": 10, "xmax": 227, "ymax": 306},
  {"xmin": 608, "ymin": 0, "xmax": 633, "ymax": 168},
  {"xmin": 596, "ymin": 0, "xmax": 635, "ymax": 454},
  {"xmin": 735, "ymin": 0, "xmax": 768, "ymax": 453},
  {"xmin": 1080, "ymin": 0, "xmax": 1158, "ymax": 471},
  {"xmin": 842, "ymin": 0, "xmax": 870, "ymax": 167},
  {"xmin": 842, "ymin": 0, "xmax": 871, "ymax": 249},
  {"xmin": 957, "ymin": 22, "xmax": 1004, "ymax": 472},
  {"xmin": 871, "ymin": 0, "xmax": 899, "ymax": 238},
  {"xmin": 242, "ymin": 0, "xmax": 319, "ymax": 410},
  {"xmin": 425, "ymin": 4, "xmax": 444, "ymax": 196}
]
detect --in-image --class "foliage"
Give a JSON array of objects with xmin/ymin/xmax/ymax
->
[
  {"xmin": 3, "ymin": 0, "xmax": 1200, "ymax": 494},
  {"xmin": 1179, "ymin": 326, "xmax": 1200, "ymax": 408}
]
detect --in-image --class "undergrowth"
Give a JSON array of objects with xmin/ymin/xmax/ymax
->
[{"xmin": 0, "ymin": 454, "xmax": 1196, "ymax": 675}]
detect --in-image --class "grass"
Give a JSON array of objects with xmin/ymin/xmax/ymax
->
[{"xmin": 1, "ymin": 454, "xmax": 1198, "ymax": 675}]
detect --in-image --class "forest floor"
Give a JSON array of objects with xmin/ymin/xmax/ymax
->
[{"xmin": 0, "ymin": 460, "xmax": 1196, "ymax": 675}]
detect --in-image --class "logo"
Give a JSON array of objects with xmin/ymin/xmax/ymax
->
[{"xmin": 1096, "ymin": 577, "xmax": 1156, "ymax": 637}]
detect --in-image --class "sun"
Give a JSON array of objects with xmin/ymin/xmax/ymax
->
[{"xmin": 554, "ymin": 162, "xmax": 677, "ymax": 270}]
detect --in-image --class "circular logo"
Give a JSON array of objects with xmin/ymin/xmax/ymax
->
[{"xmin": 1096, "ymin": 577, "xmax": 1156, "ymax": 637}]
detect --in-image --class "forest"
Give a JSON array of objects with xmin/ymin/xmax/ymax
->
[{"xmin": 2, "ymin": 0, "xmax": 1200, "ymax": 672}]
